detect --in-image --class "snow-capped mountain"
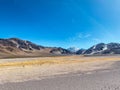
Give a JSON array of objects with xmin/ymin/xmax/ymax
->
[
  {"xmin": 83, "ymin": 43, "xmax": 120, "ymax": 55},
  {"xmin": 67, "ymin": 47, "xmax": 80, "ymax": 53}
]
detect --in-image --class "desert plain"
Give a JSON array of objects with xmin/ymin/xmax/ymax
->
[{"xmin": 0, "ymin": 55, "xmax": 120, "ymax": 90}]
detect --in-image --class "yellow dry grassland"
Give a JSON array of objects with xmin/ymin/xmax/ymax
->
[{"xmin": 0, "ymin": 56, "xmax": 120, "ymax": 68}]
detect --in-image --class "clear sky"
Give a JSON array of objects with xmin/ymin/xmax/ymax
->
[{"xmin": 0, "ymin": 0, "xmax": 120, "ymax": 49}]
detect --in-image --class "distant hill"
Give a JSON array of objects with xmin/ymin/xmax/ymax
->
[{"xmin": 0, "ymin": 38, "xmax": 71, "ymax": 58}]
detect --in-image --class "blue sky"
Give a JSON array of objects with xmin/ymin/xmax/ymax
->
[{"xmin": 0, "ymin": 0, "xmax": 120, "ymax": 49}]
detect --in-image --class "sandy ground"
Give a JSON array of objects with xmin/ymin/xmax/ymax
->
[
  {"xmin": 0, "ymin": 56, "xmax": 120, "ymax": 90},
  {"xmin": 1, "ymin": 61, "xmax": 120, "ymax": 90}
]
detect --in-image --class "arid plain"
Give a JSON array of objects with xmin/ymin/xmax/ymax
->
[{"xmin": 0, "ymin": 55, "xmax": 120, "ymax": 90}]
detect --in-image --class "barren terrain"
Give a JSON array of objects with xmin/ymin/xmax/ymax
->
[{"xmin": 0, "ymin": 55, "xmax": 120, "ymax": 90}]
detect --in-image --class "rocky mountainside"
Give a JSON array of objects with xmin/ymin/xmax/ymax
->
[
  {"xmin": 0, "ymin": 38, "xmax": 44, "ymax": 50},
  {"xmin": 50, "ymin": 47, "xmax": 72, "ymax": 55},
  {"xmin": 76, "ymin": 49, "xmax": 86, "ymax": 54},
  {"xmin": 0, "ymin": 38, "xmax": 71, "ymax": 58},
  {"xmin": 79, "ymin": 43, "xmax": 120, "ymax": 55}
]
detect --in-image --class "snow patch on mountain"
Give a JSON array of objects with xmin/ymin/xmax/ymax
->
[{"xmin": 102, "ymin": 45, "xmax": 108, "ymax": 51}]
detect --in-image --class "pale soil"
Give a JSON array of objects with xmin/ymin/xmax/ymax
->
[
  {"xmin": 2, "ymin": 61, "xmax": 119, "ymax": 90},
  {"xmin": 0, "ymin": 55, "xmax": 120, "ymax": 84}
]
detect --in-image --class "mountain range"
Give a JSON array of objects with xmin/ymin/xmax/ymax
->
[
  {"xmin": 76, "ymin": 43, "xmax": 120, "ymax": 55},
  {"xmin": 0, "ymin": 38, "xmax": 120, "ymax": 58},
  {"xmin": 0, "ymin": 38, "xmax": 71, "ymax": 58}
]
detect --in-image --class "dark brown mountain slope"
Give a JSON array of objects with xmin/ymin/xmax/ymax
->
[{"xmin": 0, "ymin": 38, "xmax": 71, "ymax": 58}]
